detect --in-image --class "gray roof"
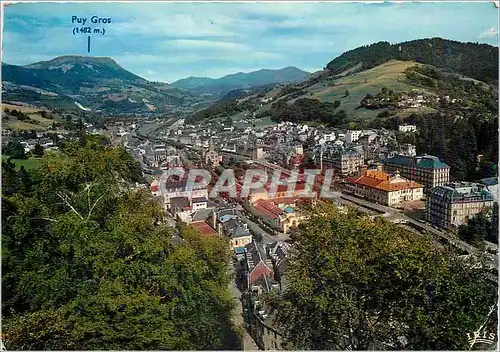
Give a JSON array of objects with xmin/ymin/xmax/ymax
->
[
  {"xmin": 384, "ymin": 154, "xmax": 450, "ymax": 169},
  {"xmin": 429, "ymin": 182, "xmax": 494, "ymax": 203},
  {"xmin": 191, "ymin": 209, "xmax": 212, "ymax": 222},
  {"xmin": 223, "ymin": 218, "xmax": 251, "ymax": 238},
  {"xmin": 245, "ymin": 241, "xmax": 273, "ymax": 274}
]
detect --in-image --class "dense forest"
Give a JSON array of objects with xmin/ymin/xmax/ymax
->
[
  {"xmin": 266, "ymin": 202, "xmax": 497, "ymax": 350},
  {"xmin": 187, "ymin": 99, "xmax": 246, "ymax": 123},
  {"xmin": 2, "ymin": 135, "xmax": 242, "ymax": 350},
  {"xmin": 268, "ymin": 98, "xmax": 347, "ymax": 126},
  {"xmin": 326, "ymin": 38, "xmax": 498, "ymax": 84}
]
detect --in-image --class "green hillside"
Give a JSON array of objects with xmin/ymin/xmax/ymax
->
[{"xmin": 326, "ymin": 38, "xmax": 498, "ymax": 84}]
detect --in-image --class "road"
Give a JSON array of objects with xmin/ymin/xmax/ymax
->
[{"xmin": 228, "ymin": 260, "xmax": 260, "ymax": 350}]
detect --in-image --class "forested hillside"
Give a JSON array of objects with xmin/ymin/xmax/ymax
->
[
  {"xmin": 326, "ymin": 38, "xmax": 498, "ymax": 84},
  {"xmin": 2, "ymin": 135, "xmax": 242, "ymax": 350}
]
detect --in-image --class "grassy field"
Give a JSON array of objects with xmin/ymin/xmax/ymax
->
[
  {"xmin": 2, "ymin": 102, "xmax": 64, "ymax": 131},
  {"xmin": 2, "ymin": 156, "xmax": 42, "ymax": 170},
  {"xmin": 287, "ymin": 60, "xmax": 435, "ymax": 121}
]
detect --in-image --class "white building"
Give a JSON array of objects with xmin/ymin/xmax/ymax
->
[
  {"xmin": 346, "ymin": 130, "xmax": 363, "ymax": 143},
  {"xmin": 399, "ymin": 124, "xmax": 417, "ymax": 133}
]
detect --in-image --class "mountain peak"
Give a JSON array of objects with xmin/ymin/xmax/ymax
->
[{"xmin": 24, "ymin": 55, "xmax": 120, "ymax": 69}]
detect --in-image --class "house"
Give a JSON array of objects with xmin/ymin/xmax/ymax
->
[
  {"xmin": 161, "ymin": 178, "xmax": 209, "ymax": 211},
  {"xmin": 322, "ymin": 147, "xmax": 364, "ymax": 177},
  {"xmin": 267, "ymin": 241, "xmax": 290, "ymax": 290},
  {"xmin": 150, "ymin": 179, "xmax": 161, "ymax": 196},
  {"xmin": 383, "ymin": 154, "xmax": 450, "ymax": 191},
  {"xmin": 253, "ymin": 198, "xmax": 304, "ymax": 234},
  {"xmin": 345, "ymin": 130, "xmax": 362, "ymax": 143},
  {"xmin": 212, "ymin": 209, "xmax": 253, "ymax": 254},
  {"xmin": 426, "ymin": 182, "xmax": 494, "ymax": 229},
  {"xmin": 345, "ymin": 166, "xmax": 423, "ymax": 208},
  {"xmin": 244, "ymin": 240, "xmax": 274, "ymax": 290},
  {"xmin": 170, "ymin": 196, "xmax": 191, "ymax": 216},
  {"xmin": 191, "ymin": 197, "xmax": 208, "ymax": 211}
]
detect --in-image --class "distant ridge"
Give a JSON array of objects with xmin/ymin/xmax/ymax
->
[{"xmin": 171, "ymin": 66, "xmax": 311, "ymax": 96}]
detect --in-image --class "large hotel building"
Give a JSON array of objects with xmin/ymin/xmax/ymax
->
[
  {"xmin": 426, "ymin": 182, "xmax": 494, "ymax": 229},
  {"xmin": 383, "ymin": 154, "xmax": 450, "ymax": 191}
]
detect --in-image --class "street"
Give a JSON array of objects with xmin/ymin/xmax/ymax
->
[{"xmin": 228, "ymin": 260, "xmax": 260, "ymax": 350}]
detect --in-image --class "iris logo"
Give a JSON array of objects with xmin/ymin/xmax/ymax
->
[
  {"xmin": 466, "ymin": 330, "xmax": 496, "ymax": 348},
  {"xmin": 466, "ymin": 304, "xmax": 497, "ymax": 349}
]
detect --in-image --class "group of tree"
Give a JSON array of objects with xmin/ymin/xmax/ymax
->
[
  {"xmin": 266, "ymin": 202, "xmax": 497, "ymax": 350},
  {"xmin": 3, "ymin": 108, "xmax": 37, "ymax": 123},
  {"xmin": 188, "ymin": 99, "xmax": 249, "ymax": 123},
  {"xmin": 360, "ymin": 87, "xmax": 401, "ymax": 109},
  {"xmin": 405, "ymin": 66, "xmax": 498, "ymax": 113},
  {"xmin": 269, "ymin": 98, "xmax": 348, "ymax": 127},
  {"xmin": 4, "ymin": 140, "xmax": 28, "ymax": 159},
  {"xmin": 2, "ymin": 135, "xmax": 242, "ymax": 350},
  {"xmin": 457, "ymin": 203, "xmax": 498, "ymax": 249}
]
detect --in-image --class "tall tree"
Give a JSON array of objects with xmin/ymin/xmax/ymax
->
[
  {"xmin": 5, "ymin": 140, "xmax": 27, "ymax": 159},
  {"xmin": 266, "ymin": 202, "xmax": 497, "ymax": 350},
  {"xmin": 33, "ymin": 143, "xmax": 44, "ymax": 157},
  {"xmin": 2, "ymin": 135, "xmax": 242, "ymax": 350}
]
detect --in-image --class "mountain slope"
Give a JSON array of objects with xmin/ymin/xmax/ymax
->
[
  {"xmin": 189, "ymin": 36, "xmax": 497, "ymax": 126},
  {"xmin": 171, "ymin": 66, "xmax": 310, "ymax": 96},
  {"xmin": 326, "ymin": 38, "xmax": 498, "ymax": 84},
  {"xmin": 2, "ymin": 56, "xmax": 208, "ymax": 115}
]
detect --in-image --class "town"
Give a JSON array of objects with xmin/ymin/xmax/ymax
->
[
  {"xmin": 2, "ymin": 2, "xmax": 498, "ymax": 350},
  {"xmin": 101, "ymin": 113, "xmax": 497, "ymax": 349}
]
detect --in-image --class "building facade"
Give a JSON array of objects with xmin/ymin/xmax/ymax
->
[
  {"xmin": 383, "ymin": 154, "xmax": 450, "ymax": 191},
  {"xmin": 345, "ymin": 167, "xmax": 423, "ymax": 208},
  {"xmin": 323, "ymin": 148, "xmax": 364, "ymax": 177},
  {"xmin": 426, "ymin": 182, "xmax": 495, "ymax": 229}
]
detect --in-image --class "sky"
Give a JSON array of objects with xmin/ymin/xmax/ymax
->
[{"xmin": 2, "ymin": 1, "xmax": 498, "ymax": 83}]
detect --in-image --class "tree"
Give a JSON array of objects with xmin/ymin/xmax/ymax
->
[
  {"xmin": 344, "ymin": 89, "xmax": 350, "ymax": 97},
  {"xmin": 33, "ymin": 143, "xmax": 44, "ymax": 157},
  {"xmin": 2, "ymin": 135, "xmax": 242, "ymax": 350},
  {"xmin": 333, "ymin": 100, "xmax": 341, "ymax": 109},
  {"xmin": 457, "ymin": 206, "xmax": 497, "ymax": 248},
  {"xmin": 5, "ymin": 140, "xmax": 27, "ymax": 159},
  {"xmin": 224, "ymin": 117, "xmax": 233, "ymax": 126},
  {"xmin": 266, "ymin": 202, "xmax": 497, "ymax": 350}
]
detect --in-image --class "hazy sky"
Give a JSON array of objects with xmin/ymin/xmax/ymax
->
[{"xmin": 2, "ymin": 2, "xmax": 498, "ymax": 83}]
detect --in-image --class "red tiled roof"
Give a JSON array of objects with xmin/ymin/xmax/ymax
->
[
  {"xmin": 190, "ymin": 221, "xmax": 218, "ymax": 237},
  {"xmin": 254, "ymin": 199, "xmax": 282, "ymax": 219},
  {"xmin": 347, "ymin": 170, "xmax": 423, "ymax": 192},
  {"xmin": 150, "ymin": 184, "xmax": 159, "ymax": 192},
  {"xmin": 272, "ymin": 197, "xmax": 298, "ymax": 205}
]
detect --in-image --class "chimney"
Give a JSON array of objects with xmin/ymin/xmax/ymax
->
[
  {"xmin": 360, "ymin": 165, "xmax": 368, "ymax": 175},
  {"xmin": 377, "ymin": 165, "xmax": 383, "ymax": 172}
]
